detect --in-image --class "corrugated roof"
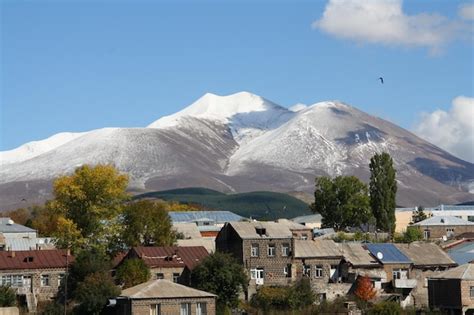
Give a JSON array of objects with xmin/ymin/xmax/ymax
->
[
  {"xmin": 294, "ymin": 240, "xmax": 342, "ymax": 258},
  {"xmin": 0, "ymin": 218, "xmax": 36, "ymax": 234},
  {"xmin": 120, "ymin": 279, "xmax": 216, "ymax": 299},
  {"xmin": 227, "ymin": 221, "xmax": 293, "ymax": 239},
  {"xmin": 168, "ymin": 211, "xmax": 243, "ymax": 224},
  {"xmin": 413, "ymin": 216, "xmax": 474, "ymax": 226},
  {"xmin": 340, "ymin": 243, "xmax": 381, "ymax": 267},
  {"xmin": 132, "ymin": 246, "xmax": 208, "ymax": 270},
  {"xmin": 430, "ymin": 263, "xmax": 474, "ymax": 280},
  {"xmin": 0, "ymin": 249, "xmax": 73, "ymax": 270},
  {"xmin": 4, "ymin": 237, "xmax": 55, "ymax": 251},
  {"xmin": 395, "ymin": 242, "xmax": 456, "ymax": 267},
  {"xmin": 447, "ymin": 241, "xmax": 474, "ymax": 265},
  {"xmin": 366, "ymin": 244, "xmax": 411, "ymax": 264}
]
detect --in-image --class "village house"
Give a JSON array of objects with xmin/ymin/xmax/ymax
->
[
  {"xmin": 169, "ymin": 211, "xmax": 244, "ymax": 238},
  {"xmin": 412, "ymin": 216, "xmax": 474, "ymax": 240},
  {"xmin": 122, "ymin": 246, "xmax": 208, "ymax": 286},
  {"xmin": 113, "ymin": 279, "xmax": 216, "ymax": 315},
  {"xmin": 428, "ymin": 262, "xmax": 474, "ymax": 314},
  {"xmin": 0, "ymin": 218, "xmax": 54, "ymax": 251},
  {"xmin": 173, "ymin": 223, "xmax": 215, "ymax": 253},
  {"xmin": 0, "ymin": 249, "xmax": 72, "ymax": 313},
  {"xmin": 395, "ymin": 242, "xmax": 457, "ymax": 308}
]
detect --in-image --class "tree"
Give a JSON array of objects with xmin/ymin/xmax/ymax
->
[
  {"xmin": 73, "ymin": 272, "xmax": 120, "ymax": 315},
  {"xmin": 121, "ymin": 200, "xmax": 176, "ymax": 247},
  {"xmin": 191, "ymin": 252, "xmax": 248, "ymax": 309},
  {"xmin": 403, "ymin": 227, "xmax": 423, "ymax": 243},
  {"xmin": 116, "ymin": 258, "xmax": 151, "ymax": 289},
  {"xmin": 310, "ymin": 176, "xmax": 371, "ymax": 230},
  {"xmin": 412, "ymin": 206, "xmax": 428, "ymax": 223},
  {"xmin": 369, "ymin": 152, "xmax": 397, "ymax": 234},
  {"xmin": 287, "ymin": 278, "xmax": 315, "ymax": 309},
  {"xmin": 0, "ymin": 285, "xmax": 16, "ymax": 307},
  {"xmin": 368, "ymin": 301, "xmax": 402, "ymax": 315},
  {"xmin": 3, "ymin": 207, "xmax": 30, "ymax": 225},
  {"xmin": 53, "ymin": 217, "xmax": 86, "ymax": 253},
  {"xmin": 354, "ymin": 276, "xmax": 376, "ymax": 302}
]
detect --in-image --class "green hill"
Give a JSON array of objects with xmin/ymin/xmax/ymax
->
[{"xmin": 134, "ymin": 188, "xmax": 311, "ymax": 220}]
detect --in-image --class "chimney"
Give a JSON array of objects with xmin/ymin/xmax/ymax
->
[
  {"xmin": 66, "ymin": 249, "xmax": 71, "ymax": 256},
  {"xmin": 11, "ymin": 251, "xmax": 15, "ymax": 258}
]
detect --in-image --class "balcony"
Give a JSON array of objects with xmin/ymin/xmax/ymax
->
[{"xmin": 393, "ymin": 278, "xmax": 417, "ymax": 289}]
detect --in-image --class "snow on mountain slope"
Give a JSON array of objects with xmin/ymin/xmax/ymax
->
[
  {"xmin": 148, "ymin": 91, "xmax": 294, "ymax": 144},
  {"xmin": 0, "ymin": 132, "xmax": 88, "ymax": 166}
]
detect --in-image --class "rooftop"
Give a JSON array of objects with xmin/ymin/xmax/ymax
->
[
  {"xmin": 339, "ymin": 243, "xmax": 380, "ymax": 267},
  {"xmin": 366, "ymin": 243, "xmax": 411, "ymax": 264},
  {"xmin": 395, "ymin": 242, "xmax": 456, "ymax": 267},
  {"xmin": 430, "ymin": 263, "xmax": 474, "ymax": 280},
  {"xmin": 0, "ymin": 249, "xmax": 73, "ymax": 270},
  {"xmin": 226, "ymin": 221, "xmax": 293, "ymax": 239},
  {"xmin": 412, "ymin": 216, "xmax": 474, "ymax": 226},
  {"xmin": 294, "ymin": 239, "xmax": 342, "ymax": 258},
  {"xmin": 0, "ymin": 218, "xmax": 36, "ymax": 234},
  {"xmin": 168, "ymin": 211, "xmax": 244, "ymax": 224},
  {"xmin": 291, "ymin": 214, "xmax": 322, "ymax": 224},
  {"xmin": 120, "ymin": 279, "xmax": 216, "ymax": 299},
  {"xmin": 131, "ymin": 246, "xmax": 208, "ymax": 270}
]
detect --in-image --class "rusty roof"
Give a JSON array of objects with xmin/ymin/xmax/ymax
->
[
  {"xmin": 131, "ymin": 246, "xmax": 208, "ymax": 270},
  {"xmin": 0, "ymin": 249, "xmax": 73, "ymax": 270}
]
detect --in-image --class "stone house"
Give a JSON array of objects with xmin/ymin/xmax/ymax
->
[
  {"xmin": 428, "ymin": 263, "xmax": 474, "ymax": 314},
  {"xmin": 0, "ymin": 249, "xmax": 73, "ymax": 313},
  {"xmin": 123, "ymin": 246, "xmax": 209, "ymax": 286},
  {"xmin": 216, "ymin": 221, "xmax": 301, "ymax": 296},
  {"xmin": 113, "ymin": 279, "xmax": 216, "ymax": 315},
  {"xmin": 395, "ymin": 242, "xmax": 457, "ymax": 308},
  {"xmin": 413, "ymin": 216, "xmax": 474, "ymax": 240}
]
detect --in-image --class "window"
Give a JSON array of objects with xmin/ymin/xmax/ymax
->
[
  {"xmin": 41, "ymin": 274, "xmax": 50, "ymax": 287},
  {"xmin": 196, "ymin": 302, "xmax": 207, "ymax": 315},
  {"xmin": 150, "ymin": 304, "xmax": 161, "ymax": 315},
  {"xmin": 282, "ymin": 243, "xmax": 290, "ymax": 256},
  {"xmin": 303, "ymin": 264, "xmax": 311, "ymax": 277},
  {"xmin": 284, "ymin": 264, "xmax": 291, "ymax": 278},
  {"xmin": 468, "ymin": 216, "xmax": 474, "ymax": 222},
  {"xmin": 173, "ymin": 273, "xmax": 180, "ymax": 283},
  {"xmin": 446, "ymin": 228, "xmax": 455, "ymax": 236},
  {"xmin": 470, "ymin": 286, "xmax": 474, "ymax": 298},
  {"xmin": 423, "ymin": 229, "xmax": 430, "ymax": 239},
  {"xmin": 251, "ymin": 244, "xmax": 259, "ymax": 257},
  {"xmin": 180, "ymin": 303, "xmax": 191, "ymax": 315},
  {"xmin": 0, "ymin": 275, "xmax": 23, "ymax": 287},
  {"xmin": 156, "ymin": 273, "xmax": 164, "ymax": 280},
  {"xmin": 315, "ymin": 265, "xmax": 323, "ymax": 278},
  {"xmin": 58, "ymin": 274, "xmax": 65, "ymax": 286},
  {"xmin": 301, "ymin": 234, "xmax": 308, "ymax": 240},
  {"xmin": 393, "ymin": 269, "xmax": 408, "ymax": 280},
  {"xmin": 267, "ymin": 244, "xmax": 275, "ymax": 257}
]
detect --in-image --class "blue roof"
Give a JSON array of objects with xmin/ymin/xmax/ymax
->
[
  {"xmin": 168, "ymin": 211, "xmax": 244, "ymax": 224},
  {"xmin": 447, "ymin": 242, "xmax": 474, "ymax": 265},
  {"xmin": 366, "ymin": 243, "xmax": 411, "ymax": 264}
]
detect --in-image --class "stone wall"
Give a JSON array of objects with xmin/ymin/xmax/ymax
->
[
  {"xmin": 416, "ymin": 225, "xmax": 474, "ymax": 240},
  {"xmin": 460, "ymin": 279, "xmax": 474, "ymax": 309},
  {"xmin": 116, "ymin": 296, "xmax": 216, "ymax": 315}
]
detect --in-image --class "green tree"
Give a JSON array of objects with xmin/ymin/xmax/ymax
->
[
  {"xmin": 287, "ymin": 278, "xmax": 315, "ymax": 309},
  {"xmin": 310, "ymin": 176, "xmax": 371, "ymax": 230},
  {"xmin": 403, "ymin": 227, "xmax": 423, "ymax": 243},
  {"xmin": 412, "ymin": 206, "xmax": 428, "ymax": 223},
  {"xmin": 0, "ymin": 285, "xmax": 16, "ymax": 307},
  {"xmin": 368, "ymin": 301, "xmax": 402, "ymax": 315},
  {"xmin": 191, "ymin": 252, "xmax": 248, "ymax": 310},
  {"xmin": 369, "ymin": 152, "xmax": 397, "ymax": 234},
  {"xmin": 121, "ymin": 200, "xmax": 176, "ymax": 247},
  {"xmin": 74, "ymin": 272, "xmax": 120, "ymax": 315},
  {"xmin": 116, "ymin": 258, "xmax": 151, "ymax": 289}
]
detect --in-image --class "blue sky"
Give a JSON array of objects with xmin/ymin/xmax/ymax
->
[{"xmin": 1, "ymin": 0, "xmax": 473, "ymax": 160}]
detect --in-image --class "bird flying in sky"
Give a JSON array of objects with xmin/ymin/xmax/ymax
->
[{"xmin": 379, "ymin": 77, "xmax": 384, "ymax": 84}]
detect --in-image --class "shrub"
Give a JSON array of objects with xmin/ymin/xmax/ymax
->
[
  {"xmin": 0, "ymin": 285, "xmax": 16, "ymax": 307},
  {"xmin": 368, "ymin": 301, "xmax": 403, "ymax": 315}
]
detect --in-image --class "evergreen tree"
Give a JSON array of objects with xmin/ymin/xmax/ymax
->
[
  {"xmin": 369, "ymin": 152, "xmax": 397, "ymax": 234},
  {"xmin": 412, "ymin": 206, "xmax": 428, "ymax": 223}
]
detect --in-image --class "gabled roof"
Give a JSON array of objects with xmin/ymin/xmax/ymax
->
[
  {"xmin": 430, "ymin": 263, "xmax": 474, "ymax": 280},
  {"xmin": 413, "ymin": 216, "xmax": 474, "ymax": 226},
  {"xmin": 395, "ymin": 242, "xmax": 456, "ymax": 267},
  {"xmin": 173, "ymin": 223, "xmax": 202, "ymax": 239},
  {"xmin": 275, "ymin": 219, "xmax": 312, "ymax": 231},
  {"xmin": 0, "ymin": 218, "xmax": 36, "ymax": 234},
  {"xmin": 294, "ymin": 240, "xmax": 342, "ymax": 258},
  {"xmin": 366, "ymin": 244, "xmax": 411, "ymax": 264},
  {"xmin": 120, "ymin": 279, "xmax": 216, "ymax": 299},
  {"xmin": 340, "ymin": 243, "xmax": 381, "ymax": 267},
  {"xmin": 131, "ymin": 246, "xmax": 208, "ymax": 270},
  {"xmin": 226, "ymin": 221, "xmax": 293, "ymax": 239},
  {"xmin": 291, "ymin": 214, "xmax": 322, "ymax": 224},
  {"xmin": 168, "ymin": 211, "xmax": 243, "ymax": 224},
  {"xmin": 0, "ymin": 249, "xmax": 73, "ymax": 270}
]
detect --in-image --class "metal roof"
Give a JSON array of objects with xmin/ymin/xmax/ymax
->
[
  {"xmin": 168, "ymin": 211, "xmax": 243, "ymax": 224},
  {"xmin": 131, "ymin": 246, "xmax": 209, "ymax": 270},
  {"xmin": 0, "ymin": 249, "xmax": 73, "ymax": 270},
  {"xmin": 366, "ymin": 243, "xmax": 411, "ymax": 264},
  {"xmin": 395, "ymin": 242, "xmax": 456, "ymax": 267},
  {"xmin": 4, "ymin": 237, "xmax": 55, "ymax": 251},
  {"xmin": 397, "ymin": 205, "xmax": 474, "ymax": 212},
  {"xmin": 173, "ymin": 223, "xmax": 202, "ymax": 239},
  {"xmin": 340, "ymin": 243, "xmax": 381, "ymax": 267},
  {"xmin": 275, "ymin": 219, "xmax": 312, "ymax": 231},
  {"xmin": 430, "ymin": 263, "xmax": 474, "ymax": 280},
  {"xmin": 294, "ymin": 240, "xmax": 342, "ymax": 258},
  {"xmin": 227, "ymin": 221, "xmax": 293, "ymax": 239},
  {"xmin": 0, "ymin": 218, "xmax": 36, "ymax": 234},
  {"xmin": 413, "ymin": 216, "xmax": 474, "ymax": 226},
  {"xmin": 291, "ymin": 214, "xmax": 322, "ymax": 224},
  {"xmin": 120, "ymin": 279, "xmax": 216, "ymax": 299},
  {"xmin": 447, "ymin": 241, "xmax": 474, "ymax": 265}
]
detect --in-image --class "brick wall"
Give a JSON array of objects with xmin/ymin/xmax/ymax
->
[{"xmin": 460, "ymin": 280, "xmax": 474, "ymax": 308}]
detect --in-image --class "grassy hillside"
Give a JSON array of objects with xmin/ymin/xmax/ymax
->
[{"xmin": 134, "ymin": 188, "xmax": 311, "ymax": 220}]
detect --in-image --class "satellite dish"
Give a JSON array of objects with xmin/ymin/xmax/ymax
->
[
  {"xmin": 442, "ymin": 235, "xmax": 447, "ymax": 241},
  {"xmin": 376, "ymin": 252, "xmax": 384, "ymax": 260}
]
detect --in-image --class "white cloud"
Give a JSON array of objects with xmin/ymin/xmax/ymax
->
[
  {"xmin": 414, "ymin": 96, "xmax": 474, "ymax": 163},
  {"xmin": 313, "ymin": 0, "xmax": 465, "ymax": 52},
  {"xmin": 459, "ymin": 3, "xmax": 474, "ymax": 20}
]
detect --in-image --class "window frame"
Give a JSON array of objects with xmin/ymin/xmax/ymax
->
[
  {"xmin": 470, "ymin": 286, "xmax": 474, "ymax": 298},
  {"xmin": 251, "ymin": 243, "xmax": 259, "ymax": 257},
  {"xmin": 315, "ymin": 265, "xmax": 323, "ymax": 278},
  {"xmin": 282, "ymin": 243, "xmax": 290, "ymax": 257},
  {"xmin": 196, "ymin": 302, "xmax": 207, "ymax": 315},
  {"xmin": 40, "ymin": 274, "xmax": 50, "ymax": 287},
  {"xmin": 172, "ymin": 273, "xmax": 180, "ymax": 283},
  {"xmin": 150, "ymin": 303, "xmax": 161, "ymax": 315},
  {"xmin": 267, "ymin": 244, "xmax": 276, "ymax": 257},
  {"xmin": 180, "ymin": 303, "xmax": 191, "ymax": 315}
]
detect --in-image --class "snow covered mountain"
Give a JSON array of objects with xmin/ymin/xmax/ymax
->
[{"xmin": 1, "ymin": 91, "xmax": 473, "ymax": 210}]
